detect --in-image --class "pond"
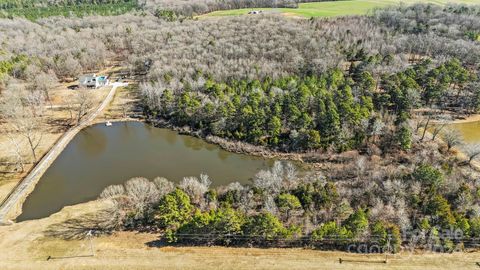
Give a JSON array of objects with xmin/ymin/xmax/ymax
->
[
  {"xmin": 447, "ymin": 121, "xmax": 480, "ymax": 144},
  {"xmin": 17, "ymin": 122, "xmax": 273, "ymax": 221}
]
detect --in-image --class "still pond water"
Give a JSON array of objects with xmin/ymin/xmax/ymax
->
[
  {"xmin": 17, "ymin": 122, "xmax": 273, "ymax": 221},
  {"xmin": 447, "ymin": 121, "xmax": 480, "ymax": 144}
]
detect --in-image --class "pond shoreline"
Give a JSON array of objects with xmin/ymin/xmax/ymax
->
[
  {"xmin": 148, "ymin": 117, "xmax": 480, "ymax": 173},
  {"xmin": 147, "ymin": 119, "xmax": 324, "ymax": 163},
  {"xmin": 16, "ymin": 121, "xmax": 282, "ymax": 221},
  {"xmin": 3, "ymin": 116, "xmax": 295, "ymax": 224},
  {"xmin": 448, "ymin": 113, "xmax": 480, "ymax": 124}
]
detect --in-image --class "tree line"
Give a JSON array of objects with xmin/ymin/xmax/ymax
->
[
  {"xmin": 0, "ymin": 0, "xmax": 340, "ymax": 19},
  {"xmin": 98, "ymin": 156, "xmax": 480, "ymax": 252},
  {"xmin": 0, "ymin": 0, "xmax": 135, "ymax": 9},
  {"xmin": 143, "ymin": 68, "xmax": 375, "ymax": 152},
  {"xmin": 148, "ymin": 0, "xmax": 339, "ymax": 17},
  {"xmin": 0, "ymin": 0, "xmax": 139, "ymax": 20}
]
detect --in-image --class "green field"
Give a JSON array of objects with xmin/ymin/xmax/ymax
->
[{"xmin": 201, "ymin": 0, "xmax": 480, "ymax": 18}]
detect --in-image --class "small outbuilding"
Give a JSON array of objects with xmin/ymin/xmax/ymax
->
[{"xmin": 78, "ymin": 73, "xmax": 109, "ymax": 88}]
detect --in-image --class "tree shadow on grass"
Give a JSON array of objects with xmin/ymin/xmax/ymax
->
[
  {"xmin": 145, "ymin": 239, "xmax": 168, "ymax": 248},
  {"xmin": 44, "ymin": 208, "xmax": 119, "ymax": 240},
  {"xmin": 45, "ymin": 118, "xmax": 72, "ymax": 133}
]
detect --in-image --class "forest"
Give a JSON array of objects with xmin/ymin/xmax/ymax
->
[
  {"xmin": 143, "ymin": 59, "xmax": 475, "ymax": 152},
  {"xmin": 0, "ymin": 3, "xmax": 479, "ymax": 253},
  {"xmin": 0, "ymin": 0, "xmax": 139, "ymax": 20},
  {"xmin": 138, "ymin": 5, "xmax": 479, "ymax": 152}
]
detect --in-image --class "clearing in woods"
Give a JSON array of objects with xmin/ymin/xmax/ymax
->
[{"xmin": 200, "ymin": 0, "xmax": 480, "ymax": 18}]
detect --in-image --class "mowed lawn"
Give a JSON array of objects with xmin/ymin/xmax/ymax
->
[{"xmin": 200, "ymin": 0, "xmax": 480, "ymax": 18}]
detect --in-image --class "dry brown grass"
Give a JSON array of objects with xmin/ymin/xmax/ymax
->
[{"xmin": 96, "ymin": 82, "xmax": 142, "ymax": 123}]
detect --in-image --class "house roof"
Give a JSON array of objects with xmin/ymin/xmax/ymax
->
[{"xmin": 79, "ymin": 74, "xmax": 96, "ymax": 80}]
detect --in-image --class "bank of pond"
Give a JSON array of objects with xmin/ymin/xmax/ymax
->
[
  {"xmin": 17, "ymin": 122, "xmax": 274, "ymax": 221},
  {"xmin": 16, "ymin": 120, "xmax": 480, "ymax": 221}
]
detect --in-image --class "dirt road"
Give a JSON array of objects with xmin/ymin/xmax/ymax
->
[{"xmin": 0, "ymin": 82, "xmax": 127, "ymax": 223}]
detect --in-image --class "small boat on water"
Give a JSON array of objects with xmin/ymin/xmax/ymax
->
[{"xmin": 105, "ymin": 121, "xmax": 112, "ymax": 126}]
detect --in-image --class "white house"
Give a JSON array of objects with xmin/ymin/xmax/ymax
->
[{"xmin": 78, "ymin": 73, "xmax": 109, "ymax": 88}]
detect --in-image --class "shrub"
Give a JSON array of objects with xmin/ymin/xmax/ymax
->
[
  {"xmin": 242, "ymin": 212, "xmax": 290, "ymax": 246},
  {"xmin": 343, "ymin": 209, "xmax": 369, "ymax": 238},
  {"xmin": 155, "ymin": 188, "xmax": 193, "ymax": 236}
]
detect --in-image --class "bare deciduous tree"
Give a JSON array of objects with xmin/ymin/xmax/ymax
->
[
  {"xmin": 32, "ymin": 71, "xmax": 57, "ymax": 108},
  {"xmin": 253, "ymin": 161, "xmax": 288, "ymax": 194},
  {"xmin": 24, "ymin": 90, "xmax": 45, "ymax": 118},
  {"xmin": 431, "ymin": 119, "xmax": 449, "ymax": 141},
  {"xmin": 125, "ymin": 177, "xmax": 160, "ymax": 206},
  {"xmin": 99, "ymin": 178, "xmax": 162, "ymax": 227},
  {"xmin": 371, "ymin": 118, "xmax": 385, "ymax": 143},
  {"xmin": 100, "ymin": 184, "xmax": 125, "ymax": 199},
  {"xmin": 56, "ymin": 55, "xmax": 82, "ymax": 80},
  {"xmin": 283, "ymin": 162, "xmax": 297, "ymax": 190},
  {"xmin": 263, "ymin": 194, "xmax": 278, "ymax": 215},
  {"xmin": 463, "ymin": 144, "xmax": 480, "ymax": 165},
  {"xmin": 441, "ymin": 128, "xmax": 464, "ymax": 151},
  {"xmin": 5, "ymin": 133, "xmax": 25, "ymax": 172},
  {"xmin": 124, "ymin": 177, "xmax": 160, "ymax": 220},
  {"xmin": 1, "ymin": 87, "xmax": 45, "ymax": 162},
  {"xmin": 153, "ymin": 177, "xmax": 175, "ymax": 197},
  {"xmin": 15, "ymin": 115, "xmax": 44, "ymax": 162},
  {"xmin": 179, "ymin": 174, "xmax": 211, "ymax": 206},
  {"xmin": 420, "ymin": 115, "xmax": 432, "ymax": 142},
  {"xmin": 74, "ymin": 89, "xmax": 95, "ymax": 125}
]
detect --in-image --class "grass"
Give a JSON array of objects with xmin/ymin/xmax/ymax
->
[{"xmin": 200, "ymin": 0, "xmax": 480, "ymax": 18}]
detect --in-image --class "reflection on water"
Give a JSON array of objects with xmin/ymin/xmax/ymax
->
[
  {"xmin": 17, "ymin": 122, "xmax": 273, "ymax": 221},
  {"xmin": 205, "ymin": 143, "xmax": 217, "ymax": 151},
  {"xmin": 182, "ymin": 136, "xmax": 205, "ymax": 151},
  {"xmin": 217, "ymin": 149, "xmax": 230, "ymax": 161},
  {"xmin": 163, "ymin": 128, "xmax": 178, "ymax": 145},
  {"xmin": 448, "ymin": 121, "xmax": 480, "ymax": 144},
  {"xmin": 76, "ymin": 127, "xmax": 107, "ymax": 157}
]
